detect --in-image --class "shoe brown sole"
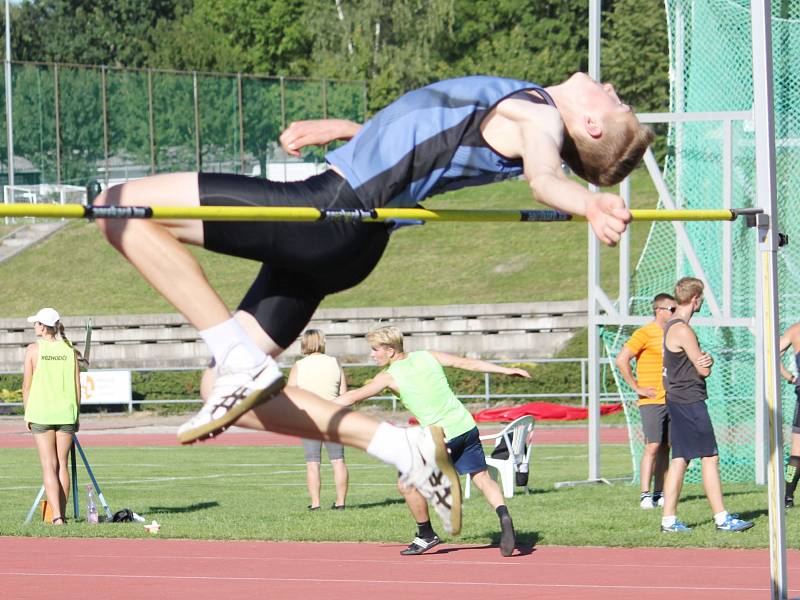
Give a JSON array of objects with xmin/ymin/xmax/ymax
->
[
  {"xmin": 177, "ymin": 376, "xmax": 286, "ymax": 445},
  {"xmin": 499, "ymin": 514, "xmax": 516, "ymax": 557},
  {"xmin": 429, "ymin": 425, "xmax": 462, "ymax": 536}
]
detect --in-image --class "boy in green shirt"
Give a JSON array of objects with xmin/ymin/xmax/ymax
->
[{"xmin": 335, "ymin": 326, "xmax": 530, "ymax": 557}]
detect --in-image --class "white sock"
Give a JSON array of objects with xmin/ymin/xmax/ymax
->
[
  {"xmin": 714, "ymin": 510, "xmax": 729, "ymax": 526},
  {"xmin": 199, "ymin": 319, "xmax": 266, "ymax": 370},
  {"xmin": 366, "ymin": 422, "xmax": 412, "ymax": 474},
  {"xmin": 661, "ymin": 515, "xmax": 676, "ymax": 528}
]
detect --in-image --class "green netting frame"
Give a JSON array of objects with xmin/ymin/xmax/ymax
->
[{"xmin": 605, "ymin": 0, "xmax": 800, "ymax": 484}]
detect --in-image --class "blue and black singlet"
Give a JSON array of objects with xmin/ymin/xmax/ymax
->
[
  {"xmin": 199, "ymin": 76, "xmax": 553, "ymax": 348},
  {"xmin": 327, "ymin": 76, "xmax": 554, "ymax": 208}
]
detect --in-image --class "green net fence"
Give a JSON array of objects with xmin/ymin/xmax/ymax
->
[
  {"xmin": 604, "ymin": 0, "xmax": 800, "ymax": 483},
  {"xmin": 0, "ymin": 62, "xmax": 365, "ymax": 193}
]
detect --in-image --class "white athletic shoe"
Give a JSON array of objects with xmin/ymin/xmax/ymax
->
[
  {"xmin": 176, "ymin": 356, "xmax": 284, "ymax": 444},
  {"xmin": 640, "ymin": 494, "xmax": 655, "ymax": 509},
  {"xmin": 399, "ymin": 426, "xmax": 462, "ymax": 536}
]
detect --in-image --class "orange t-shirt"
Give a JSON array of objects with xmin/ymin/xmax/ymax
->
[{"xmin": 623, "ymin": 321, "xmax": 665, "ymax": 406}]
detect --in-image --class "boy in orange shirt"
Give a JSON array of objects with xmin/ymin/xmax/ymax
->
[{"xmin": 616, "ymin": 293, "xmax": 676, "ymax": 508}]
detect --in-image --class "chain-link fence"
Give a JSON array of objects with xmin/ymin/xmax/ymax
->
[{"xmin": 0, "ymin": 61, "xmax": 366, "ymax": 191}]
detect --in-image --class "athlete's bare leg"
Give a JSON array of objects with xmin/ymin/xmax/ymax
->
[
  {"xmin": 234, "ymin": 386, "xmax": 378, "ymax": 449},
  {"xmin": 94, "ymin": 173, "xmax": 230, "ymax": 330}
]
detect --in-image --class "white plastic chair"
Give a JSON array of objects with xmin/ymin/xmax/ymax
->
[{"xmin": 465, "ymin": 415, "xmax": 534, "ymax": 499}]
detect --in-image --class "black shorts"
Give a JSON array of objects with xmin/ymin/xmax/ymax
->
[
  {"xmin": 199, "ymin": 171, "xmax": 390, "ymax": 347},
  {"xmin": 793, "ymin": 386, "xmax": 800, "ymax": 434},
  {"xmin": 666, "ymin": 400, "xmax": 718, "ymax": 460}
]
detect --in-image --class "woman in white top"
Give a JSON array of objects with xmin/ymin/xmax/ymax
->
[{"xmin": 288, "ymin": 329, "xmax": 349, "ymax": 510}]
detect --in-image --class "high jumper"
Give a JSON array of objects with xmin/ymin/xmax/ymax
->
[{"xmin": 90, "ymin": 73, "xmax": 653, "ymax": 533}]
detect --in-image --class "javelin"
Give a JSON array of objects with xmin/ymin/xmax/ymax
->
[{"xmin": 0, "ymin": 203, "xmax": 762, "ymax": 223}]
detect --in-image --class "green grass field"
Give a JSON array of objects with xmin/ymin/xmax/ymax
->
[
  {"xmin": 0, "ymin": 170, "xmax": 658, "ymax": 317},
  {"xmin": 0, "ymin": 441, "xmax": 788, "ymax": 549}
]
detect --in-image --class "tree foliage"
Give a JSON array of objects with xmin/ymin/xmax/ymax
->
[
  {"xmin": 603, "ymin": 0, "xmax": 669, "ymax": 114},
  {"xmin": 3, "ymin": 0, "xmax": 670, "ymax": 116},
  {"xmin": 9, "ymin": 0, "xmax": 186, "ymax": 67}
]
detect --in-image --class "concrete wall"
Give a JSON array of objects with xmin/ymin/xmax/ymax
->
[{"xmin": 0, "ymin": 300, "xmax": 587, "ymax": 371}]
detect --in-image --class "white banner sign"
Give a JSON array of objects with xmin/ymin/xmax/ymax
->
[{"xmin": 79, "ymin": 370, "xmax": 132, "ymax": 405}]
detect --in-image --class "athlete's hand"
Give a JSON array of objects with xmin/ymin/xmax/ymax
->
[
  {"xmin": 635, "ymin": 386, "xmax": 657, "ymax": 399},
  {"xmin": 279, "ymin": 119, "xmax": 361, "ymax": 157},
  {"xmin": 586, "ymin": 193, "xmax": 631, "ymax": 246},
  {"xmin": 503, "ymin": 367, "xmax": 531, "ymax": 378},
  {"xmin": 696, "ymin": 352, "xmax": 714, "ymax": 368}
]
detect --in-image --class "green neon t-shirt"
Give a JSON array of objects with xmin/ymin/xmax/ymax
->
[{"xmin": 387, "ymin": 351, "xmax": 475, "ymax": 440}]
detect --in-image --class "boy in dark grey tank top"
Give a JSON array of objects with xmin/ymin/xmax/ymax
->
[
  {"xmin": 778, "ymin": 323, "xmax": 800, "ymax": 508},
  {"xmin": 660, "ymin": 277, "xmax": 753, "ymax": 534}
]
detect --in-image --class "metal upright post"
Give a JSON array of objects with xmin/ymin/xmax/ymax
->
[
  {"xmin": 70, "ymin": 443, "xmax": 78, "ymax": 519},
  {"xmin": 100, "ymin": 66, "xmax": 109, "ymax": 187},
  {"xmin": 72, "ymin": 435, "xmax": 113, "ymax": 520},
  {"xmin": 750, "ymin": 2, "xmax": 786, "ymax": 598},
  {"xmin": 237, "ymin": 73, "xmax": 244, "ymax": 174},
  {"xmin": 147, "ymin": 69, "xmax": 155, "ymax": 174},
  {"xmin": 53, "ymin": 63, "xmax": 61, "ymax": 185},
  {"xmin": 586, "ymin": 0, "xmax": 602, "ymax": 483},
  {"xmin": 4, "ymin": 0, "xmax": 14, "ymax": 200},
  {"xmin": 193, "ymin": 71, "xmax": 201, "ymax": 172},
  {"xmin": 619, "ymin": 177, "xmax": 631, "ymax": 316}
]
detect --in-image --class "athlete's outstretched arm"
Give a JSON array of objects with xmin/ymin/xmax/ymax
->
[
  {"xmin": 490, "ymin": 100, "xmax": 630, "ymax": 246},
  {"xmin": 334, "ymin": 372, "xmax": 394, "ymax": 407},
  {"xmin": 280, "ymin": 119, "xmax": 363, "ymax": 157},
  {"xmin": 428, "ymin": 351, "xmax": 530, "ymax": 378}
]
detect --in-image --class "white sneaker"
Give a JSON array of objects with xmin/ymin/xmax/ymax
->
[
  {"xmin": 656, "ymin": 494, "xmax": 665, "ymax": 508},
  {"xmin": 176, "ymin": 356, "xmax": 284, "ymax": 444},
  {"xmin": 640, "ymin": 494, "xmax": 655, "ymax": 509},
  {"xmin": 399, "ymin": 426, "xmax": 462, "ymax": 536}
]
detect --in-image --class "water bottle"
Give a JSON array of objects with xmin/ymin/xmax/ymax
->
[{"xmin": 87, "ymin": 485, "xmax": 99, "ymax": 524}]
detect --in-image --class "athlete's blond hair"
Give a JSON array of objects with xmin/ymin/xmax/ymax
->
[
  {"xmin": 674, "ymin": 277, "xmax": 704, "ymax": 305},
  {"xmin": 365, "ymin": 326, "xmax": 404, "ymax": 353}
]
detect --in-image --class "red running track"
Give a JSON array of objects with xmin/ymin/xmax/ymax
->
[
  {"xmin": 2, "ymin": 425, "xmax": 795, "ymax": 599},
  {"xmin": 0, "ymin": 536, "xmax": 796, "ymax": 600}
]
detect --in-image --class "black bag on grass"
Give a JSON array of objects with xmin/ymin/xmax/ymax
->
[{"xmin": 112, "ymin": 508, "xmax": 134, "ymax": 523}]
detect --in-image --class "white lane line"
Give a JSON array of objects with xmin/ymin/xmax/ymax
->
[{"xmin": 0, "ymin": 571, "xmax": 786, "ymax": 593}]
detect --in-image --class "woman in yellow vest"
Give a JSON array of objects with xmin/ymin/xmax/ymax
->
[{"xmin": 22, "ymin": 308, "xmax": 81, "ymax": 525}]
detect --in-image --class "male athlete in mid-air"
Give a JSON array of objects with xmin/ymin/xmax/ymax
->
[{"xmin": 93, "ymin": 73, "xmax": 653, "ymax": 534}]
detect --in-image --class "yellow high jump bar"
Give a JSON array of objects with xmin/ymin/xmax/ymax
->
[{"xmin": 0, "ymin": 203, "xmax": 761, "ymax": 223}]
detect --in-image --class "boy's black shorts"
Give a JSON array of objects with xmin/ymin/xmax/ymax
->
[{"xmin": 199, "ymin": 170, "xmax": 389, "ymax": 348}]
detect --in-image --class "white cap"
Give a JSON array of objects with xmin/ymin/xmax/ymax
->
[{"xmin": 27, "ymin": 307, "xmax": 61, "ymax": 327}]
